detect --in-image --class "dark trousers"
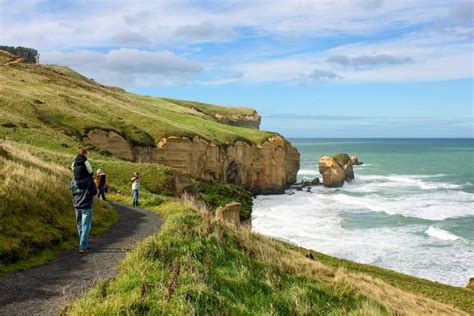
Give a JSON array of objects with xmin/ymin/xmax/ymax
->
[{"xmin": 97, "ymin": 186, "xmax": 107, "ymax": 201}]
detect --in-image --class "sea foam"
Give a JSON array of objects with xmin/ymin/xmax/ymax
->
[
  {"xmin": 425, "ymin": 226, "xmax": 461, "ymax": 241},
  {"xmin": 253, "ymin": 170, "xmax": 474, "ymax": 286}
]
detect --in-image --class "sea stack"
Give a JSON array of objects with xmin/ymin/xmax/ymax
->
[{"xmin": 319, "ymin": 153, "xmax": 354, "ymax": 187}]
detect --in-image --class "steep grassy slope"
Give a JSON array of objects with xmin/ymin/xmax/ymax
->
[
  {"xmin": 69, "ymin": 202, "xmax": 388, "ymax": 315},
  {"xmin": 0, "ymin": 59, "xmax": 273, "ymax": 148},
  {"xmin": 0, "ymin": 138, "xmax": 252, "ymax": 272},
  {"xmin": 0, "ymin": 141, "xmax": 117, "ymax": 272},
  {"xmin": 68, "ymin": 200, "xmax": 471, "ymax": 315}
]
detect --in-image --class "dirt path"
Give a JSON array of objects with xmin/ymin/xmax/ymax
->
[
  {"xmin": 4, "ymin": 57, "xmax": 24, "ymax": 66},
  {"xmin": 0, "ymin": 202, "xmax": 162, "ymax": 315}
]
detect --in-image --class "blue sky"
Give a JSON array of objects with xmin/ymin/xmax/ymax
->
[{"xmin": 1, "ymin": 0, "xmax": 473, "ymax": 137}]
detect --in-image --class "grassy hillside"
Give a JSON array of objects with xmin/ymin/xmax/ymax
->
[
  {"xmin": 1, "ymin": 53, "xmax": 472, "ymax": 315},
  {"xmin": 0, "ymin": 139, "xmax": 252, "ymax": 272},
  {"xmin": 0, "ymin": 57, "xmax": 273, "ymax": 148},
  {"xmin": 0, "ymin": 141, "xmax": 117, "ymax": 272},
  {"xmin": 68, "ymin": 199, "xmax": 471, "ymax": 315}
]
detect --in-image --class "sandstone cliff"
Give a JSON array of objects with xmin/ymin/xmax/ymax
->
[{"xmin": 86, "ymin": 129, "xmax": 299, "ymax": 194}]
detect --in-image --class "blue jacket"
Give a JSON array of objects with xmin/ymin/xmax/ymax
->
[{"xmin": 70, "ymin": 176, "xmax": 97, "ymax": 209}]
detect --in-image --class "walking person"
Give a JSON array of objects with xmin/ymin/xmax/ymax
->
[
  {"xmin": 70, "ymin": 148, "xmax": 97, "ymax": 253},
  {"xmin": 96, "ymin": 169, "xmax": 107, "ymax": 201},
  {"xmin": 131, "ymin": 172, "xmax": 140, "ymax": 207}
]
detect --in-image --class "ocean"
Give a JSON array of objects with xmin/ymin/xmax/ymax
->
[{"xmin": 252, "ymin": 139, "xmax": 474, "ymax": 286}]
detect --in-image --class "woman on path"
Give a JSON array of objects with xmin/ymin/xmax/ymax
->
[
  {"xmin": 131, "ymin": 172, "xmax": 140, "ymax": 207},
  {"xmin": 96, "ymin": 169, "xmax": 107, "ymax": 201}
]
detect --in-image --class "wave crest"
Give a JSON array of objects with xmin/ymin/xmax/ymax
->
[{"xmin": 425, "ymin": 226, "xmax": 461, "ymax": 241}]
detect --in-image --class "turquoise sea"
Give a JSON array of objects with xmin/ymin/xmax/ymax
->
[{"xmin": 252, "ymin": 139, "xmax": 474, "ymax": 286}]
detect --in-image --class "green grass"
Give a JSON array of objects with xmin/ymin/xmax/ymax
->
[
  {"xmin": 297, "ymin": 247, "xmax": 474, "ymax": 314},
  {"xmin": 162, "ymin": 98, "xmax": 257, "ymax": 117},
  {"xmin": 194, "ymin": 180, "xmax": 253, "ymax": 220},
  {"xmin": 68, "ymin": 201, "xmax": 388, "ymax": 315},
  {"xmin": 0, "ymin": 139, "xmax": 252, "ymax": 273},
  {"xmin": 0, "ymin": 141, "xmax": 118, "ymax": 273},
  {"xmin": 334, "ymin": 153, "xmax": 351, "ymax": 166},
  {"xmin": 0, "ymin": 62, "xmax": 273, "ymax": 147}
]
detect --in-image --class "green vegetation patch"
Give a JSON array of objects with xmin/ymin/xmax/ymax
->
[
  {"xmin": 290, "ymin": 245, "xmax": 474, "ymax": 314},
  {"xmin": 195, "ymin": 181, "xmax": 253, "ymax": 220},
  {"xmin": 334, "ymin": 153, "xmax": 351, "ymax": 166},
  {"xmin": 92, "ymin": 159, "xmax": 175, "ymax": 197},
  {"xmin": 0, "ymin": 62, "xmax": 272, "ymax": 146},
  {"xmin": 162, "ymin": 98, "xmax": 256, "ymax": 117},
  {"xmin": 0, "ymin": 142, "xmax": 117, "ymax": 272},
  {"xmin": 69, "ymin": 202, "xmax": 386, "ymax": 315}
]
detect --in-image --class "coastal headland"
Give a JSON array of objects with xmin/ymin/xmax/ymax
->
[{"xmin": 1, "ymin": 51, "xmax": 473, "ymax": 314}]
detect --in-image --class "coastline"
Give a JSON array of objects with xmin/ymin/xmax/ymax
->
[{"xmin": 251, "ymin": 138, "xmax": 474, "ymax": 287}]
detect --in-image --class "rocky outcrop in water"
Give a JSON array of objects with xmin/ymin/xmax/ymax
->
[
  {"xmin": 319, "ymin": 153, "xmax": 354, "ymax": 188},
  {"xmin": 86, "ymin": 129, "xmax": 299, "ymax": 194}
]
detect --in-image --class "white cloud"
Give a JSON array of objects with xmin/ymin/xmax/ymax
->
[
  {"xmin": 41, "ymin": 48, "xmax": 203, "ymax": 87},
  {"xmin": 450, "ymin": 1, "xmax": 474, "ymax": 25},
  {"xmin": 214, "ymin": 23, "xmax": 473, "ymax": 84},
  {"xmin": 1, "ymin": 0, "xmax": 472, "ymax": 86},
  {"xmin": 111, "ymin": 31, "xmax": 149, "ymax": 45},
  {"xmin": 358, "ymin": 0, "xmax": 384, "ymax": 10},
  {"xmin": 0, "ymin": 0, "xmax": 464, "ymax": 48},
  {"xmin": 303, "ymin": 69, "xmax": 342, "ymax": 83},
  {"xmin": 327, "ymin": 54, "xmax": 414, "ymax": 69}
]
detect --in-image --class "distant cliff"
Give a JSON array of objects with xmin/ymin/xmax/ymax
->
[
  {"xmin": 162, "ymin": 98, "xmax": 261, "ymax": 129},
  {"xmin": 87, "ymin": 130, "xmax": 299, "ymax": 194}
]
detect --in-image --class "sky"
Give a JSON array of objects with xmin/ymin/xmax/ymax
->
[{"xmin": 1, "ymin": 0, "xmax": 473, "ymax": 138}]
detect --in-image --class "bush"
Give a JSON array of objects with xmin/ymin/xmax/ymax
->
[
  {"xmin": 0, "ymin": 45, "xmax": 39, "ymax": 63},
  {"xmin": 195, "ymin": 181, "xmax": 253, "ymax": 220}
]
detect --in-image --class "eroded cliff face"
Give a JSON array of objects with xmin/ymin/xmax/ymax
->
[
  {"xmin": 86, "ymin": 129, "xmax": 299, "ymax": 194},
  {"xmin": 86, "ymin": 129, "xmax": 156, "ymax": 162},
  {"xmin": 213, "ymin": 112, "xmax": 261, "ymax": 129}
]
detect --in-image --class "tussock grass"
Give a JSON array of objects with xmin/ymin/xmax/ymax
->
[
  {"xmin": 286, "ymin": 245, "xmax": 474, "ymax": 314},
  {"xmin": 234, "ymin": 231, "xmax": 467, "ymax": 315},
  {"xmin": 68, "ymin": 200, "xmax": 389, "ymax": 315},
  {"xmin": 0, "ymin": 141, "xmax": 117, "ymax": 272},
  {"xmin": 68, "ymin": 198, "xmax": 472, "ymax": 315}
]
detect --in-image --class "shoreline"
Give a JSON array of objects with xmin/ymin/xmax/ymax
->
[
  {"xmin": 252, "ymin": 225, "xmax": 470, "ymax": 288},
  {"xmin": 251, "ymin": 180, "xmax": 474, "ymax": 288}
]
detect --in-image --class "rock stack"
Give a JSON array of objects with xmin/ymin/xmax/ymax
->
[
  {"xmin": 215, "ymin": 202, "xmax": 241, "ymax": 228},
  {"xmin": 319, "ymin": 153, "xmax": 354, "ymax": 188}
]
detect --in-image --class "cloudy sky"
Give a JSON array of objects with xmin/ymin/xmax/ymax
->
[{"xmin": 1, "ymin": 0, "xmax": 473, "ymax": 137}]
